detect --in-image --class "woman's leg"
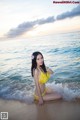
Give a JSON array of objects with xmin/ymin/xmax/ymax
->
[
  {"xmin": 43, "ymin": 93, "xmax": 62, "ymax": 101},
  {"xmin": 43, "ymin": 87, "xmax": 62, "ymax": 101}
]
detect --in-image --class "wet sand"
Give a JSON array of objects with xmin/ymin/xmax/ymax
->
[{"xmin": 0, "ymin": 98, "xmax": 80, "ymax": 120}]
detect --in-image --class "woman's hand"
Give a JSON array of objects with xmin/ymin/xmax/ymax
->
[{"xmin": 38, "ymin": 98, "xmax": 44, "ymax": 105}]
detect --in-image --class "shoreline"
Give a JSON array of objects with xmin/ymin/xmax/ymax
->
[{"xmin": 0, "ymin": 98, "xmax": 80, "ymax": 120}]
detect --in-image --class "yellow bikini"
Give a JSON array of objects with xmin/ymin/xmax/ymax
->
[
  {"xmin": 34, "ymin": 70, "xmax": 50, "ymax": 101},
  {"xmin": 39, "ymin": 71, "xmax": 50, "ymax": 84}
]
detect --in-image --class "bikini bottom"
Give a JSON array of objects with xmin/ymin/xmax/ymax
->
[{"xmin": 34, "ymin": 87, "xmax": 47, "ymax": 101}]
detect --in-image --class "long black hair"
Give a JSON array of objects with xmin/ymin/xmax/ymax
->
[{"xmin": 31, "ymin": 51, "xmax": 47, "ymax": 77}]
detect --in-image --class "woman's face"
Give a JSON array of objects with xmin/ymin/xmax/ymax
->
[{"xmin": 36, "ymin": 54, "xmax": 44, "ymax": 66}]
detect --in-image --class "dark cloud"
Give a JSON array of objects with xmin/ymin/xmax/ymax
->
[
  {"xmin": 37, "ymin": 16, "xmax": 55, "ymax": 25},
  {"xmin": 56, "ymin": 5, "xmax": 80, "ymax": 20},
  {"xmin": 6, "ymin": 21, "xmax": 36, "ymax": 38},
  {"xmin": 6, "ymin": 5, "xmax": 80, "ymax": 38},
  {"xmin": 6, "ymin": 16, "xmax": 55, "ymax": 38}
]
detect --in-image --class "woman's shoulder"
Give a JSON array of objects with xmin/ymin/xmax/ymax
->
[{"xmin": 33, "ymin": 68, "xmax": 39, "ymax": 76}]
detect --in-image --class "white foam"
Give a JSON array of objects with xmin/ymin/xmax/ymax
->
[
  {"xmin": 46, "ymin": 81, "xmax": 80, "ymax": 101},
  {"xmin": 1, "ymin": 81, "xmax": 80, "ymax": 103}
]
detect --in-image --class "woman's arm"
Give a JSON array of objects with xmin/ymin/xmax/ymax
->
[
  {"xmin": 46, "ymin": 66, "xmax": 54, "ymax": 74},
  {"xmin": 33, "ymin": 69, "xmax": 43, "ymax": 105}
]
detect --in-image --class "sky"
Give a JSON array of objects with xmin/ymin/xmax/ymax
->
[{"xmin": 0, "ymin": 0, "xmax": 80, "ymax": 40}]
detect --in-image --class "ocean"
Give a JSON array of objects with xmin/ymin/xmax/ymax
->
[{"xmin": 0, "ymin": 31, "xmax": 80, "ymax": 103}]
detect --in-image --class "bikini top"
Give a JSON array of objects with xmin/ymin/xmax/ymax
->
[{"xmin": 39, "ymin": 70, "xmax": 50, "ymax": 84}]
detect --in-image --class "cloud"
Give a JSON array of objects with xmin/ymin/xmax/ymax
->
[
  {"xmin": 56, "ymin": 5, "xmax": 80, "ymax": 20},
  {"xmin": 6, "ymin": 21, "xmax": 36, "ymax": 38},
  {"xmin": 6, "ymin": 16, "xmax": 55, "ymax": 38},
  {"xmin": 37, "ymin": 16, "xmax": 55, "ymax": 25},
  {"xmin": 6, "ymin": 5, "xmax": 80, "ymax": 38}
]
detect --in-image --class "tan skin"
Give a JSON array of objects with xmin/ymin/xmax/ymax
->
[{"xmin": 33, "ymin": 54, "xmax": 62, "ymax": 105}]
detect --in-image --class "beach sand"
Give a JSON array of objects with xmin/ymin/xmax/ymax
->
[{"xmin": 0, "ymin": 98, "xmax": 80, "ymax": 120}]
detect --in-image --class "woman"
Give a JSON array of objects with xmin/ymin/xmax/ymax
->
[{"xmin": 31, "ymin": 51, "xmax": 62, "ymax": 105}]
